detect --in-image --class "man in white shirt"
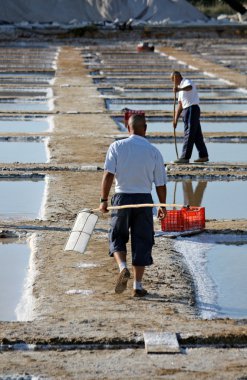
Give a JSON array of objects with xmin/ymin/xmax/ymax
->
[
  {"xmin": 99, "ymin": 114, "xmax": 167, "ymax": 297},
  {"xmin": 171, "ymin": 71, "xmax": 209, "ymax": 164}
]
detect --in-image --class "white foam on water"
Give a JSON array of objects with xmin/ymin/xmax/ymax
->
[
  {"xmin": 44, "ymin": 136, "xmax": 50, "ymax": 163},
  {"xmin": 188, "ymin": 65, "xmax": 197, "ymax": 71},
  {"xmin": 202, "ymin": 71, "xmax": 216, "ymax": 78},
  {"xmin": 47, "ymin": 97, "xmax": 54, "ymax": 111},
  {"xmin": 15, "ymin": 234, "xmax": 38, "ymax": 321},
  {"xmin": 237, "ymin": 87, "xmax": 247, "ymax": 94},
  {"xmin": 47, "ymin": 115, "xmax": 54, "ymax": 132},
  {"xmin": 38, "ymin": 174, "xmax": 49, "ymax": 220},
  {"xmin": 174, "ymin": 237, "xmax": 218, "ymax": 319},
  {"xmin": 52, "ymin": 47, "xmax": 60, "ymax": 70},
  {"xmin": 46, "ymin": 88, "xmax": 53, "ymax": 99},
  {"xmin": 174, "ymin": 234, "xmax": 247, "ymax": 319}
]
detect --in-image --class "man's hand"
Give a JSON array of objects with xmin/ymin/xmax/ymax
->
[
  {"xmin": 173, "ymin": 86, "xmax": 179, "ymax": 93},
  {"xmin": 157, "ymin": 207, "xmax": 167, "ymax": 220},
  {"xmin": 173, "ymin": 120, "xmax": 177, "ymax": 129},
  {"xmin": 99, "ymin": 201, "xmax": 109, "ymax": 213}
]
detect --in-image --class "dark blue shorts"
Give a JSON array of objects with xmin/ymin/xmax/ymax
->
[{"xmin": 109, "ymin": 193, "xmax": 154, "ymax": 266}]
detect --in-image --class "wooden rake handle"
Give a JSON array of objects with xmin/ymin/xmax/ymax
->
[
  {"xmin": 92, "ymin": 203, "xmax": 184, "ymax": 212},
  {"xmin": 173, "ymin": 90, "xmax": 179, "ymax": 159}
]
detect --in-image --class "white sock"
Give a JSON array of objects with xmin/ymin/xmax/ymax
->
[
  {"xmin": 133, "ymin": 281, "xmax": 143, "ymax": 290},
  {"xmin": 119, "ymin": 262, "xmax": 127, "ymax": 272}
]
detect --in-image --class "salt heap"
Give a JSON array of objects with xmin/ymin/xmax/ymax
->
[{"xmin": 0, "ymin": 0, "xmax": 207, "ymax": 24}]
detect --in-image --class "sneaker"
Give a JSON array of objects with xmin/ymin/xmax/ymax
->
[
  {"xmin": 115, "ymin": 268, "xmax": 130, "ymax": 294},
  {"xmin": 194, "ymin": 157, "xmax": 209, "ymax": 163},
  {"xmin": 132, "ymin": 288, "xmax": 148, "ymax": 297},
  {"xmin": 174, "ymin": 158, "xmax": 189, "ymax": 164}
]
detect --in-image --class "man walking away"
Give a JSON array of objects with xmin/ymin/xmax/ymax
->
[
  {"xmin": 171, "ymin": 71, "xmax": 209, "ymax": 164},
  {"xmin": 99, "ymin": 114, "xmax": 167, "ymax": 297}
]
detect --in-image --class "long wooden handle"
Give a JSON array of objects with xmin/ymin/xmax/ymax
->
[
  {"xmin": 173, "ymin": 91, "xmax": 179, "ymax": 159},
  {"xmin": 92, "ymin": 203, "xmax": 184, "ymax": 212}
]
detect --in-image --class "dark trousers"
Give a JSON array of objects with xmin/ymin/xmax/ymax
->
[
  {"xmin": 181, "ymin": 105, "xmax": 208, "ymax": 160},
  {"xmin": 109, "ymin": 193, "xmax": 154, "ymax": 266}
]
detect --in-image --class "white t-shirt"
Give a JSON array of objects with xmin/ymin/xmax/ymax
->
[
  {"xmin": 178, "ymin": 78, "xmax": 199, "ymax": 109},
  {"xmin": 104, "ymin": 134, "xmax": 167, "ymax": 193}
]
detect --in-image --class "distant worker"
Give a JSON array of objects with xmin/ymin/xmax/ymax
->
[
  {"xmin": 171, "ymin": 71, "xmax": 209, "ymax": 164},
  {"xmin": 99, "ymin": 114, "xmax": 167, "ymax": 297}
]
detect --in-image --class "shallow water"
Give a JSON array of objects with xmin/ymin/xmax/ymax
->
[
  {"xmin": 0, "ymin": 178, "xmax": 45, "ymax": 219},
  {"xmin": 207, "ymin": 242, "xmax": 247, "ymax": 318},
  {"xmin": 92, "ymin": 70, "xmax": 206, "ymax": 77},
  {"xmin": 152, "ymin": 179, "xmax": 247, "ymax": 219},
  {"xmin": 94, "ymin": 77, "xmax": 226, "ymax": 85},
  {"xmin": 100, "ymin": 88, "xmax": 247, "ymax": 99},
  {"xmin": 106, "ymin": 99, "xmax": 247, "ymax": 112},
  {"xmin": 0, "ymin": 78, "xmax": 53, "ymax": 85},
  {"xmin": 174, "ymin": 235, "xmax": 247, "ymax": 319},
  {"xmin": 0, "ymin": 116, "xmax": 52, "ymax": 133},
  {"xmin": 114, "ymin": 118, "xmax": 247, "ymax": 133},
  {"xmin": 152, "ymin": 141, "xmax": 247, "ymax": 164},
  {"xmin": 0, "ymin": 240, "xmax": 30, "ymax": 321},
  {"xmin": 0, "ymin": 88, "xmax": 51, "ymax": 97},
  {"xmin": 0, "ymin": 140, "xmax": 48, "ymax": 163},
  {"xmin": 0, "ymin": 72, "xmax": 54, "ymax": 77},
  {"xmin": 0, "ymin": 100, "xmax": 52, "ymax": 112}
]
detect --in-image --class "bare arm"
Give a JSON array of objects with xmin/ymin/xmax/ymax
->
[
  {"xmin": 99, "ymin": 171, "xmax": 114, "ymax": 213},
  {"xmin": 155, "ymin": 184, "xmax": 167, "ymax": 220},
  {"xmin": 174, "ymin": 85, "xmax": 192, "ymax": 92}
]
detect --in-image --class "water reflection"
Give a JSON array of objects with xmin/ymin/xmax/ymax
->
[
  {"xmin": 152, "ymin": 180, "xmax": 247, "ymax": 219},
  {"xmin": 182, "ymin": 181, "xmax": 207, "ymax": 207},
  {"xmin": 152, "ymin": 141, "xmax": 247, "ymax": 163}
]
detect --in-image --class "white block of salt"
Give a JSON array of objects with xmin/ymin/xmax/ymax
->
[{"xmin": 143, "ymin": 332, "xmax": 180, "ymax": 354}]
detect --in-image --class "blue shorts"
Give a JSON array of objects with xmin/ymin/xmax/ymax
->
[{"xmin": 109, "ymin": 193, "xmax": 154, "ymax": 266}]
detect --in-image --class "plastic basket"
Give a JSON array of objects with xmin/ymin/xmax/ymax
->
[
  {"xmin": 124, "ymin": 110, "xmax": 145, "ymax": 126},
  {"xmin": 161, "ymin": 206, "xmax": 205, "ymax": 232}
]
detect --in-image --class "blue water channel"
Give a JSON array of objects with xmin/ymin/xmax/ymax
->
[
  {"xmin": 91, "ymin": 70, "xmax": 209, "ymax": 77},
  {"xmin": 100, "ymin": 87, "xmax": 247, "ymax": 99},
  {"xmin": 0, "ymin": 116, "xmax": 52, "ymax": 133},
  {"xmin": 0, "ymin": 100, "xmax": 52, "ymax": 112},
  {"xmin": 0, "ymin": 140, "xmax": 48, "ymax": 163},
  {"xmin": 174, "ymin": 235, "xmax": 247, "ymax": 319},
  {"xmin": 151, "ymin": 141, "xmax": 247, "ymax": 163},
  {"xmin": 0, "ymin": 240, "xmax": 30, "ymax": 321},
  {"xmin": 113, "ymin": 117, "xmax": 247, "ymax": 133},
  {"xmin": 106, "ymin": 99, "xmax": 247, "ymax": 112},
  {"xmin": 98, "ymin": 86, "xmax": 247, "ymax": 100},
  {"xmin": 94, "ymin": 77, "xmax": 228, "ymax": 85},
  {"xmin": 0, "ymin": 178, "xmax": 45, "ymax": 219}
]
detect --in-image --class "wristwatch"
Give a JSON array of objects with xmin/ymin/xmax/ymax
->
[{"xmin": 100, "ymin": 198, "xmax": 108, "ymax": 203}]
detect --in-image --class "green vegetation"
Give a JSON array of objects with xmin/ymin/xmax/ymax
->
[{"xmin": 187, "ymin": 0, "xmax": 245, "ymax": 17}]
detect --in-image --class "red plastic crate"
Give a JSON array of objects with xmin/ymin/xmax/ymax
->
[
  {"xmin": 161, "ymin": 207, "xmax": 205, "ymax": 232},
  {"xmin": 124, "ymin": 110, "xmax": 145, "ymax": 127}
]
